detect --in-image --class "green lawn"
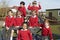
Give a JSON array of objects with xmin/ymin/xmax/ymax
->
[{"xmin": 50, "ymin": 25, "xmax": 60, "ymax": 35}]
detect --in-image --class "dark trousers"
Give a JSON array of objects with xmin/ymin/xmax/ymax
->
[
  {"xmin": 29, "ymin": 27, "xmax": 41, "ymax": 40},
  {"xmin": 1, "ymin": 27, "xmax": 11, "ymax": 40}
]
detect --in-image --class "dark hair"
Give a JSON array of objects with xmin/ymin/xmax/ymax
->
[
  {"xmin": 20, "ymin": 1, "xmax": 25, "ymax": 5},
  {"xmin": 7, "ymin": 10, "xmax": 13, "ymax": 15},
  {"xmin": 16, "ymin": 10, "xmax": 22, "ymax": 17},
  {"xmin": 32, "ymin": 1, "xmax": 37, "ymax": 4},
  {"xmin": 7, "ymin": 10, "xmax": 13, "ymax": 13}
]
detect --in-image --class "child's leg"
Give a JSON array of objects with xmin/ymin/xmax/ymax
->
[
  {"xmin": 1, "ymin": 27, "xmax": 7, "ymax": 40},
  {"xmin": 42, "ymin": 36, "xmax": 49, "ymax": 40},
  {"xmin": 10, "ymin": 30, "xmax": 14, "ymax": 40}
]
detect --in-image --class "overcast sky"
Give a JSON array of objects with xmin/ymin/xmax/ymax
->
[{"xmin": 0, "ymin": 0, "xmax": 60, "ymax": 11}]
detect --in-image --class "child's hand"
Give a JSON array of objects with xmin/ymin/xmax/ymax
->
[
  {"xmin": 6, "ymin": 27, "xmax": 9, "ymax": 30},
  {"xmin": 29, "ymin": 3, "xmax": 31, "ymax": 5},
  {"xmin": 29, "ymin": 3, "xmax": 31, "ymax": 6},
  {"xmin": 51, "ymin": 39, "xmax": 53, "ymax": 40},
  {"xmin": 39, "ymin": 27, "xmax": 42, "ymax": 29},
  {"xmin": 16, "ymin": 26, "xmax": 19, "ymax": 28},
  {"xmin": 29, "ymin": 27, "xmax": 32, "ymax": 28}
]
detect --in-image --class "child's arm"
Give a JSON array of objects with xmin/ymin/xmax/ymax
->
[
  {"xmin": 38, "ymin": 2, "xmax": 41, "ymax": 10},
  {"xmin": 5, "ymin": 17, "xmax": 10, "ymax": 30},
  {"xmin": 49, "ymin": 28, "xmax": 53, "ymax": 40},
  {"xmin": 28, "ymin": 3, "xmax": 32, "ymax": 10},
  {"xmin": 28, "ymin": 30, "xmax": 33, "ymax": 40},
  {"xmin": 28, "ymin": 17, "xmax": 32, "ymax": 27},
  {"xmin": 23, "ymin": 7, "xmax": 26, "ymax": 17},
  {"xmin": 17, "ymin": 31, "xmax": 21, "ymax": 40}
]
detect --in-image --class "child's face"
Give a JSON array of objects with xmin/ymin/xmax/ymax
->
[
  {"xmin": 8, "ymin": 11, "xmax": 13, "ymax": 16},
  {"xmin": 45, "ymin": 20, "xmax": 49, "ymax": 28},
  {"xmin": 23, "ymin": 24, "xmax": 27, "ymax": 29},
  {"xmin": 17, "ymin": 11, "xmax": 21, "ymax": 16},
  {"xmin": 20, "ymin": 4, "xmax": 24, "ymax": 7},
  {"xmin": 33, "ymin": 4, "xmax": 36, "ymax": 6}
]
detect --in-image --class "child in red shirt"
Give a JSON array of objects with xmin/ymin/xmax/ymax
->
[
  {"xmin": 2, "ymin": 10, "xmax": 14, "ymax": 40},
  {"xmin": 13, "ymin": 1, "xmax": 26, "ymax": 17},
  {"xmin": 17, "ymin": 22, "xmax": 33, "ymax": 40},
  {"xmin": 28, "ymin": 10, "xmax": 39, "ymax": 40},
  {"xmin": 28, "ymin": 1, "xmax": 41, "ymax": 14},
  {"xmin": 5, "ymin": 10, "xmax": 14, "ymax": 29},
  {"xmin": 40, "ymin": 19, "xmax": 53, "ymax": 40},
  {"xmin": 28, "ymin": 10, "xmax": 39, "ymax": 27},
  {"xmin": 10, "ymin": 11, "xmax": 24, "ymax": 40},
  {"xmin": 14, "ymin": 10, "xmax": 24, "ymax": 32}
]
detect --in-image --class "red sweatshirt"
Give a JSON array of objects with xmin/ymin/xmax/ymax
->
[
  {"xmin": 29, "ymin": 15, "xmax": 39, "ymax": 27},
  {"xmin": 28, "ymin": 5, "xmax": 41, "ymax": 13},
  {"xmin": 39, "ymin": 24, "xmax": 53, "ymax": 40},
  {"xmin": 18, "ymin": 7, "xmax": 26, "ymax": 17},
  {"xmin": 17, "ymin": 29, "xmax": 33, "ymax": 40},
  {"xmin": 14, "ymin": 16, "xmax": 24, "ymax": 27},
  {"xmin": 5, "ymin": 16, "xmax": 14, "ymax": 28}
]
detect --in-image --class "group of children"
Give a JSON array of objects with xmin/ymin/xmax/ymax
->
[{"xmin": 2, "ymin": 1, "xmax": 53, "ymax": 40}]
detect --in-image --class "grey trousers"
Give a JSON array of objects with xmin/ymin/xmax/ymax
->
[
  {"xmin": 1, "ymin": 27, "xmax": 11, "ymax": 40},
  {"xmin": 28, "ymin": 27, "xmax": 40, "ymax": 34},
  {"xmin": 42, "ymin": 36, "xmax": 49, "ymax": 40}
]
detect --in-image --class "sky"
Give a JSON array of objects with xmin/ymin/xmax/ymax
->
[{"xmin": 0, "ymin": 0, "xmax": 60, "ymax": 11}]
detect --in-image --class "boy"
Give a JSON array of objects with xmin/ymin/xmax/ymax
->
[
  {"xmin": 28, "ymin": 10, "xmax": 39, "ymax": 27},
  {"xmin": 17, "ymin": 22, "xmax": 33, "ymax": 40},
  {"xmin": 13, "ymin": 1, "xmax": 26, "ymax": 17},
  {"xmin": 2, "ymin": 10, "xmax": 14, "ymax": 40},
  {"xmin": 28, "ymin": 1, "xmax": 41, "ymax": 14},
  {"xmin": 28, "ymin": 10, "xmax": 39, "ymax": 40}
]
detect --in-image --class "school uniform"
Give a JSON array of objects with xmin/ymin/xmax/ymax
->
[
  {"xmin": 18, "ymin": 7, "xmax": 26, "ymax": 17},
  {"xmin": 2, "ymin": 16, "xmax": 15, "ymax": 40},
  {"xmin": 28, "ymin": 5, "xmax": 41, "ymax": 13},
  {"xmin": 39, "ymin": 23, "xmax": 53, "ymax": 40},
  {"xmin": 5, "ymin": 16, "xmax": 15, "ymax": 28},
  {"xmin": 29, "ymin": 15, "xmax": 39, "ymax": 27},
  {"xmin": 17, "ymin": 29, "xmax": 33, "ymax": 40},
  {"xmin": 28, "ymin": 15, "xmax": 39, "ymax": 40},
  {"xmin": 14, "ymin": 16, "xmax": 24, "ymax": 30}
]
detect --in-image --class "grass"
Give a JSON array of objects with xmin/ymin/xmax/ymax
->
[{"xmin": 50, "ymin": 25, "xmax": 60, "ymax": 35}]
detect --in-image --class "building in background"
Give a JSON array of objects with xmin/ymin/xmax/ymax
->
[{"xmin": 46, "ymin": 8, "xmax": 60, "ymax": 21}]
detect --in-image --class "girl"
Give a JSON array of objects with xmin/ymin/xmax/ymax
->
[
  {"xmin": 17, "ymin": 22, "xmax": 33, "ymax": 40},
  {"xmin": 40, "ymin": 19, "xmax": 53, "ymax": 40},
  {"xmin": 10, "ymin": 10, "xmax": 24, "ymax": 40},
  {"xmin": 14, "ymin": 10, "xmax": 24, "ymax": 33}
]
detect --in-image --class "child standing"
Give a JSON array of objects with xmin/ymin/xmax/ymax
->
[
  {"xmin": 2, "ymin": 10, "xmax": 14, "ymax": 40},
  {"xmin": 28, "ymin": 10, "xmax": 39, "ymax": 40},
  {"xmin": 40, "ymin": 19, "xmax": 53, "ymax": 40},
  {"xmin": 28, "ymin": 10, "xmax": 39, "ymax": 27},
  {"xmin": 17, "ymin": 22, "xmax": 33, "ymax": 40},
  {"xmin": 14, "ymin": 10, "xmax": 24, "ymax": 33},
  {"xmin": 28, "ymin": 1, "xmax": 41, "ymax": 14},
  {"xmin": 13, "ymin": 1, "xmax": 26, "ymax": 17},
  {"xmin": 10, "ymin": 10, "xmax": 24, "ymax": 40}
]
